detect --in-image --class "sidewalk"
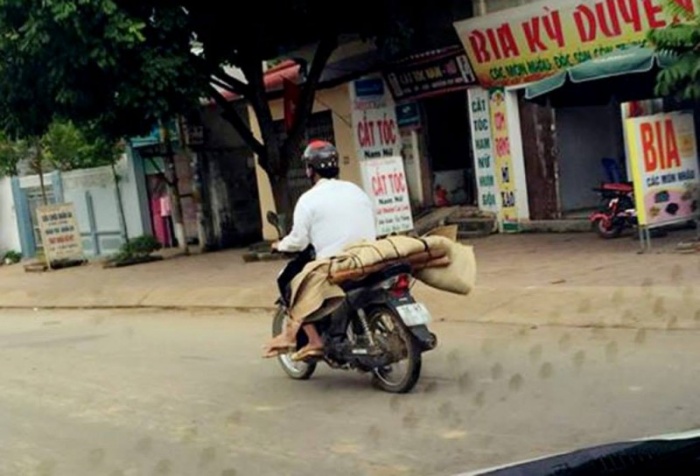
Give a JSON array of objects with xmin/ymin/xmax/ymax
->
[{"xmin": 1, "ymin": 230, "xmax": 698, "ymax": 329}]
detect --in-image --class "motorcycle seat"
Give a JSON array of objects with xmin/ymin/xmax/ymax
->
[{"xmin": 595, "ymin": 182, "xmax": 634, "ymax": 193}]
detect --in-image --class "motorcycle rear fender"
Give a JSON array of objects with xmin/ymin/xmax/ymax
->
[
  {"xmin": 589, "ymin": 211, "xmax": 612, "ymax": 222},
  {"xmin": 345, "ymin": 286, "xmax": 391, "ymax": 311},
  {"xmin": 346, "ymin": 288, "xmax": 437, "ymax": 352}
]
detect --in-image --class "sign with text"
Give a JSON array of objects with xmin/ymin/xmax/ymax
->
[
  {"xmin": 396, "ymin": 102, "xmax": 422, "ymax": 130},
  {"xmin": 468, "ymin": 87, "xmax": 500, "ymax": 214},
  {"xmin": 489, "ymin": 88, "xmax": 519, "ymax": 231},
  {"xmin": 360, "ymin": 155, "xmax": 414, "ymax": 236},
  {"xmin": 350, "ymin": 77, "xmax": 402, "ymax": 159},
  {"xmin": 626, "ymin": 111, "xmax": 700, "ymax": 228},
  {"xmin": 37, "ymin": 203, "xmax": 84, "ymax": 264},
  {"xmin": 454, "ymin": 0, "xmax": 695, "ymax": 88},
  {"xmin": 384, "ymin": 47, "xmax": 477, "ymax": 102}
]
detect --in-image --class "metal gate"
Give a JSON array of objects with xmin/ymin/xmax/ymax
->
[{"xmin": 25, "ymin": 186, "xmax": 56, "ymax": 253}]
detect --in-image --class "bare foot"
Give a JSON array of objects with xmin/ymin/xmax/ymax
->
[
  {"xmin": 291, "ymin": 344, "xmax": 324, "ymax": 362},
  {"xmin": 261, "ymin": 335, "xmax": 296, "ymax": 358}
]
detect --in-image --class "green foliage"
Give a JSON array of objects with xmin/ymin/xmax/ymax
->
[
  {"xmin": 114, "ymin": 234, "xmax": 162, "ymax": 262},
  {"xmin": 0, "ymin": 0, "xmax": 444, "ymax": 141},
  {"xmin": 41, "ymin": 120, "xmax": 123, "ymax": 171},
  {"xmin": 0, "ymin": 0, "xmax": 452, "ymax": 218},
  {"xmin": 648, "ymin": 0, "xmax": 700, "ymax": 100},
  {"xmin": 0, "ymin": 119, "xmax": 123, "ymax": 177},
  {"xmin": 3, "ymin": 250, "xmax": 21, "ymax": 264},
  {"xmin": 0, "ymin": 132, "xmax": 29, "ymax": 176},
  {"xmin": 0, "ymin": 0, "xmax": 206, "ymax": 140}
]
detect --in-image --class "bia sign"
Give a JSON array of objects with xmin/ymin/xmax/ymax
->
[{"xmin": 626, "ymin": 111, "xmax": 700, "ymax": 227}]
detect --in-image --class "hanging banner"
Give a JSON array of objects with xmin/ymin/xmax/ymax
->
[
  {"xmin": 360, "ymin": 155, "xmax": 414, "ymax": 236},
  {"xmin": 625, "ymin": 111, "xmax": 700, "ymax": 228},
  {"xmin": 283, "ymin": 79, "xmax": 301, "ymax": 132},
  {"xmin": 454, "ymin": 0, "xmax": 696, "ymax": 88},
  {"xmin": 37, "ymin": 202, "xmax": 84, "ymax": 264},
  {"xmin": 489, "ymin": 88, "xmax": 519, "ymax": 231},
  {"xmin": 350, "ymin": 76, "xmax": 402, "ymax": 160},
  {"xmin": 468, "ymin": 87, "xmax": 500, "ymax": 214}
]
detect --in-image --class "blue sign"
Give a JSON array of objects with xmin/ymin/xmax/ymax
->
[
  {"xmin": 396, "ymin": 103, "xmax": 421, "ymax": 129},
  {"xmin": 354, "ymin": 78, "xmax": 385, "ymax": 98}
]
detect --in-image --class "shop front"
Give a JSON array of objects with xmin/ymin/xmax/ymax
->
[
  {"xmin": 382, "ymin": 46, "xmax": 479, "ymax": 211},
  {"xmin": 453, "ymin": 0, "xmax": 700, "ymax": 234}
]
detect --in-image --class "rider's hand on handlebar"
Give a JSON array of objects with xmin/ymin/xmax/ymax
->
[{"xmin": 270, "ymin": 241, "xmax": 280, "ymax": 254}]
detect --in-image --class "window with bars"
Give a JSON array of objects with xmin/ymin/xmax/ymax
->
[{"xmin": 273, "ymin": 110, "xmax": 335, "ymax": 206}]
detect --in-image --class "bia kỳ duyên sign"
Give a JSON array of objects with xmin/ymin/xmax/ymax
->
[{"xmin": 455, "ymin": 0, "xmax": 695, "ymax": 87}]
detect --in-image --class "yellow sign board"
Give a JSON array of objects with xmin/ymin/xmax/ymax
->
[
  {"xmin": 454, "ymin": 0, "xmax": 695, "ymax": 88},
  {"xmin": 626, "ymin": 111, "xmax": 700, "ymax": 227},
  {"xmin": 489, "ymin": 88, "xmax": 519, "ymax": 231}
]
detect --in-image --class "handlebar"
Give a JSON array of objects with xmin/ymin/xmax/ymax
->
[{"xmin": 270, "ymin": 247, "xmax": 299, "ymax": 258}]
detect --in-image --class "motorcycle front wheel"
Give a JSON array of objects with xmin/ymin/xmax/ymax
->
[
  {"xmin": 365, "ymin": 305, "xmax": 422, "ymax": 394},
  {"xmin": 593, "ymin": 217, "xmax": 624, "ymax": 239},
  {"xmin": 271, "ymin": 306, "xmax": 316, "ymax": 380}
]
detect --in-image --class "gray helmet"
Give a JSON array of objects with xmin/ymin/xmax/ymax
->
[{"xmin": 302, "ymin": 140, "xmax": 339, "ymax": 171}]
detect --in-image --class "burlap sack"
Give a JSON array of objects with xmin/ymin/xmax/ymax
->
[
  {"xmin": 287, "ymin": 232, "xmax": 477, "ymax": 324},
  {"xmin": 415, "ymin": 236, "xmax": 476, "ymax": 295}
]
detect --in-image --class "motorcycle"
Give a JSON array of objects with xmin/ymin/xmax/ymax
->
[
  {"xmin": 267, "ymin": 212, "xmax": 438, "ymax": 394},
  {"xmin": 589, "ymin": 182, "xmax": 637, "ymax": 239}
]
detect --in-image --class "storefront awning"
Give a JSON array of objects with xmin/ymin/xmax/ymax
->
[{"xmin": 524, "ymin": 46, "xmax": 676, "ymax": 105}]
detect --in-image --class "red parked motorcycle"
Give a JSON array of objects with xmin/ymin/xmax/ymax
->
[{"xmin": 589, "ymin": 182, "xmax": 637, "ymax": 239}]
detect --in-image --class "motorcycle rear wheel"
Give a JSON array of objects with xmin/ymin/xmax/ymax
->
[
  {"xmin": 271, "ymin": 306, "xmax": 316, "ymax": 380},
  {"xmin": 366, "ymin": 305, "xmax": 422, "ymax": 394}
]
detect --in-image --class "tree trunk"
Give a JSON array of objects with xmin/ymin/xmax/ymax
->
[
  {"xmin": 34, "ymin": 139, "xmax": 48, "ymax": 206},
  {"xmin": 111, "ymin": 162, "xmax": 129, "ymax": 244},
  {"xmin": 269, "ymin": 173, "xmax": 294, "ymax": 237},
  {"xmin": 206, "ymin": 37, "xmax": 338, "ymax": 239},
  {"xmin": 159, "ymin": 121, "xmax": 189, "ymax": 255}
]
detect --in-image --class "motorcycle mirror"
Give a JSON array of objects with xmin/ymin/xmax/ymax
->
[{"xmin": 266, "ymin": 211, "xmax": 279, "ymax": 228}]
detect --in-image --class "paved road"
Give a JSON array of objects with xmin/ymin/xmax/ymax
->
[{"xmin": 1, "ymin": 309, "xmax": 699, "ymax": 476}]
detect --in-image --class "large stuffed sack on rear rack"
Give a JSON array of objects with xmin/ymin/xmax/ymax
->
[{"xmin": 285, "ymin": 233, "xmax": 476, "ymax": 325}]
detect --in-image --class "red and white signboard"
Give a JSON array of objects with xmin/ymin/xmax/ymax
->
[
  {"xmin": 360, "ymin": 155, "xmax": 414, "ymax": 236},
  {"xmin": 350, "ymin": 76, "xmax": 402, "ymax": 160}
]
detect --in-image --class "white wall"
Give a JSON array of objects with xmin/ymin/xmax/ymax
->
[
  {"xmin": 506, "ymin": 89, "xmax": 531, "ymax": 220},
  {"xmin": 63, "ymin": 156, "xmax": 145, "ymax": 237},
  {"xmin": 61, "ymin": 155, "xmax": 146, "ymax": 256},
  {"xmin": 0, "ymin": 178, "xmax": 21, "ymax": 253},
  {"xmin": 116, "ymin": 155, "xmax": 147, "ymax": 238},
  {"xmin": 555, "ymin": 104, "xmax": 624, "ymax": 212}
]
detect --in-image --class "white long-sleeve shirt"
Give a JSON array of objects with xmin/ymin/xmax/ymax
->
[{"xmin": 277, "ymin": 178, "xmax": 377, "ymax": 259}]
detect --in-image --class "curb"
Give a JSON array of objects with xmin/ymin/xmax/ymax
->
[{"xmin": 0, "ymin": 304, "xmax": 278, "ymax": 313}]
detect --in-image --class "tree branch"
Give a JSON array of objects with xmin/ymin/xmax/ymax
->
[
  {"xmin": 189, "ymin": 52, "xmax": 250, "ymax": 95},
  {"xmin": 211, "ymin": 67, "xmax": 250, "ymax": 95},
  {"xmin": 239, "ymin": 56, "xmax": 280, "ymax": 173},
  {"xmin": 210, "ymin": 77, "xmax": 239, "ymax": 95},
  {"xmin": 208, "ymin": 85, "xmax": 265, "ymax": 158},
  {"xmin": 283, "ymin": 36, "xmax": 339, "ymax": 160},
  {"xmin": 146, "ymin": 156, "xmax": 174, "ymax": 187}
]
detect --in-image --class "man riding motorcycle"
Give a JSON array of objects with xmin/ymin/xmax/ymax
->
[{"xmin": 262, "ymin": 140, "xmax": 377, "ymax": 361}]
